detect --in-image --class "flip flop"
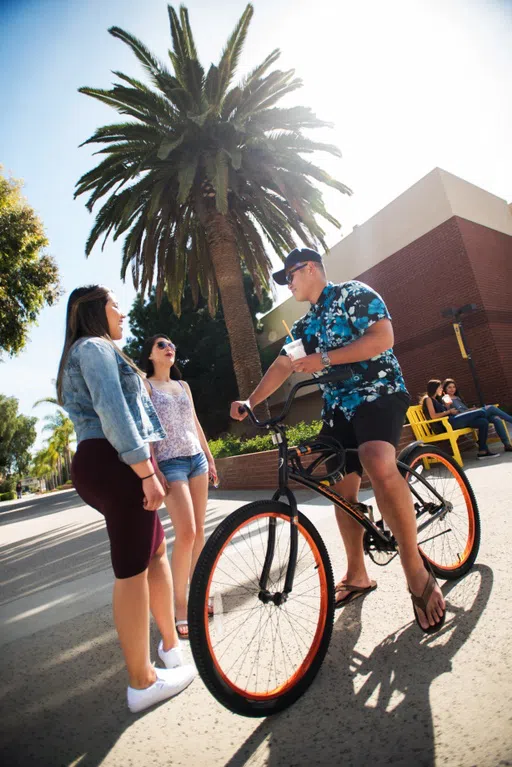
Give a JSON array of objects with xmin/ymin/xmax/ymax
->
[
  {"xmin": 175, "ymin": 619, "xmax": 189, "ymax": 639},
  {"xmin": 409, "ymin": 553, "xmax": 446, "ymax": 634},
  {"xmin": 334, "ymin": 580, "xmax": 377, "ymax": 609}
]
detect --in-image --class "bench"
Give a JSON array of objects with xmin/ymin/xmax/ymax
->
[{"xmin": 406, "ymin": 405, "xmax": 476, "ymax": 467}]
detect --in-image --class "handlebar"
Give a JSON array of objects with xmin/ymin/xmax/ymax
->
[{"xmin": 238, "ymin": 367, "xmax": 353, "ymax": 429}]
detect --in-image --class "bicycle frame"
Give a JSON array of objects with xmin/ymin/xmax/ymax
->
[
  {"xmin": 239, "ymin": 371, "xmax": 452, "ymax": 602},
  {"xmin": 262, "ymin": 430, "xmax": 452, "ymax": 600}
]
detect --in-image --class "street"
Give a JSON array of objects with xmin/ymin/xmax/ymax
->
[{"xmin": 1, "ymin": 455, "xmax": 512, "ymax": 767}]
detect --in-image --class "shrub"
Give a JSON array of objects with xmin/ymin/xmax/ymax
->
[
  {"xmin": 209, "ymin": 420, "xmax": 323, "ymax": 459},
  {"xmin": 0, "ymin": 491, "xmax": 17, "ymax": 502},
  {"xmin": 0, "ymin": 478, "xmax": 15, "ymax": 494},
  {"xmin": 56, "ymin": 482, "xmax": 74, "ymax": 491}
]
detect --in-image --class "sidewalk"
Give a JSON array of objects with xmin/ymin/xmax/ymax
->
[{"xmin": 1, "ymin": 456, "xmax": 512, "ymax": 766}]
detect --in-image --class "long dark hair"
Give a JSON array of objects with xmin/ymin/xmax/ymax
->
[
  {"xmin": 139, "ymin": 334, "xmax": 182, "ymax": 380},
  {"xmin": 442, "ymin": 378, "xmax": 459, "ymax": 396},
  {"xmin": 56, "ymin": 285, "xmax": 140, "ymax": 403},
  {"xmin": 420, "ymin": 379, "xmax": 442, "ymax": 404}
]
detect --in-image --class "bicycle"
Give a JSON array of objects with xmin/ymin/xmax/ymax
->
[{"xmin": 188, "ymin": 370, "xmax": 480, "ymax": 717}]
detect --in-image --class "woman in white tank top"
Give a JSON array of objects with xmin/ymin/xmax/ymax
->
[{"xmin": 140, "ymin": 334, "xmax": 218, "ymax": 639}]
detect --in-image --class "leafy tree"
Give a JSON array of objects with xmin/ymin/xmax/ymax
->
[
  {"xmin": 0, "ymin": 170, "xmax": 61, "ymax": 356},
  {"xmin": 124, "ymin": 275, "xmax": 272, "ymax": 435},
  {"xmin": 0, "ymin": 395, "xmax": 37, "ymax": 476},
  {"xmin": 75, "ymin": 3, "xmax": 351, "ymax": 407}
]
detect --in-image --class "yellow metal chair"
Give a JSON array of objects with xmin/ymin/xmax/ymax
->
[{"xmin": 406, "ymin": 405, "xmax": 476, "ymax": 467}]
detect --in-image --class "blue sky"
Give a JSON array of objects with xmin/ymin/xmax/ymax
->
[{"xmin": 1, "ymin": 0, "xmax": 511, "ymax": 451}]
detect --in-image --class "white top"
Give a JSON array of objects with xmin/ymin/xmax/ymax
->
[{"xmin": 149, "ymin": 381, "xmax": 202, "ymax": 462}]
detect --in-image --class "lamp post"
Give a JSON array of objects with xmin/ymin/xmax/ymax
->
[{"xmin": 441, "ymin": 304, "xmax": 485, "ymax": 406}]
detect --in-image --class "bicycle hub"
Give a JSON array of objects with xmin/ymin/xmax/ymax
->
[{"xmin": 258, "ymin": 590, "xmax": 288, "ymax": 606}]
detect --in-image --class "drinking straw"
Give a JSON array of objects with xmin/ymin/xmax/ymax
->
[{"xmin": 282, "ymin": 319, "xmax": 295, "ymax": 342}]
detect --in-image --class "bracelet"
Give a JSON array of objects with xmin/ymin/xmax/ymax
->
[{"xmin": 140, "ymin": 473, "xmax": 155, "ymax": 480}]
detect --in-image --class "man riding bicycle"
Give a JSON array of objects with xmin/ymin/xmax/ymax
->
[{"xmin": 230, "ymin": 248, "xmax": 446, "ymax": 633}]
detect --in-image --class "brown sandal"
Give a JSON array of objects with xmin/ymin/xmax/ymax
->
[
  {"xmin": 409, "ymin": 555, "xmax": 446, "ymax": 634},
  {"xmin": 334, "ymin": 580, "xmax": 377, "ymax": 609}
]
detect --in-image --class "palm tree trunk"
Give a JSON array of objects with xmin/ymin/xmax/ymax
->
[{"xmin": 202, "ymin": 209, "xmax": 270, "ymax": 418}]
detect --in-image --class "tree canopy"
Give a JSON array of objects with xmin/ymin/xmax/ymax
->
[
  {"xmin": 0, "ymin": 170, "xmax": 61, "ymax": 356},
  {"xmin": 0, "ymin": 395, "xmax": 37, "ymax": 476}
]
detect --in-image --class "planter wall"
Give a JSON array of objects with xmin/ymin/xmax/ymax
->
[{"xmin": 214, "ymin": 423, "xmax": 478, "ymax": 492}]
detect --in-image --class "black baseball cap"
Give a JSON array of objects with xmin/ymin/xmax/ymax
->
[{"xmin": 272, "ymin": 248, "xmax": 324, "ymax": 286}]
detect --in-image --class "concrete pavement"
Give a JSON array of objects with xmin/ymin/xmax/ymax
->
[{"xmin": 1, "ymin": 454, "xmax": 512, "ymax": 766}]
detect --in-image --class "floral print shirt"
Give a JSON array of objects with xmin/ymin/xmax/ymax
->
[{"xmin": 281, "ymin": 281, "xmax": 408, "ymax": 424}]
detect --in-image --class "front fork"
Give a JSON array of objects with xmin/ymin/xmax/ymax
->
[{"xmin": 257, "ymin": 486, "xmax": 299, "ymax": 606}]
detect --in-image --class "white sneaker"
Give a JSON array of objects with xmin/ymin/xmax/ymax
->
[
  {"xmin": 127, "ymin": 665, "xmax": 196, "ymax": 713},
  {"xmin": 158, "ymin": 639, "xmax": 185, "ymax": 669}
]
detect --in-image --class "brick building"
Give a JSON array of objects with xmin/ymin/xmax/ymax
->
[{"xmin": 260, "ymin": 168, "xmax": 512, "ymax": 421}]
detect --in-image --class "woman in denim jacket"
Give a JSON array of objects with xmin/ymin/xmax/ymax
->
[{"xmin": 57, "ymin": 285, "xmax": 195, "ymax": 713}]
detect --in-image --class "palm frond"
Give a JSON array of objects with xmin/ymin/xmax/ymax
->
[
  {"xmin": 217, "ymin": 4, "xmax": 254, "ymax": 98},
  {"xmin": 109, "ymin": 26, "xmax": 168, "ymax": 80}
]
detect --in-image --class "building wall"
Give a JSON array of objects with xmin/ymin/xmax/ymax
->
[{"xmin": 458, "ymin": 218, "xmax": 512, "ymax": 399}]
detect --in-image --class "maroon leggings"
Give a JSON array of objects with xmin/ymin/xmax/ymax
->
[{"xmin": 71, "ymin": 439, "xmax": 164, "ymax": 579}]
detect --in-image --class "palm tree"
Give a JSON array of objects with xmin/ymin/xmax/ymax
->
[
  {"xmin": 75, "ymin": 3, "xmax": 351, "ymax": 403},
  {"xmin": 32, "ymin": 446, "xmax": 59, "ymax": 491},
  {"xmin": 43, "ymin": 412, "xmax": 75, "ymax": 483}
]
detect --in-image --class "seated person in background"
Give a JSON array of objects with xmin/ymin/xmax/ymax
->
[
  {"xmin": 421, "ymin": 379, "xmax": 499, "ymax": 459},
  {"xmin": 442, "ymin": 378, "xmax": 512, "ymax": 453}
]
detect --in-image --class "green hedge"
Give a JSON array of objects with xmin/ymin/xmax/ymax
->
[
  {"xmin": 209, "ymin": 420, "xmax": 323, "ymax": 459},
  {"xmin": 0, "ymin": 491, "xmax": 17, "ymax": 502},
  {"xmin": 56, "ymin": 481, "xmax": 74, "ymax": 491},
  {"xmin": 0, "ymin": 478, "xmax": 15, "ymax": 494}
]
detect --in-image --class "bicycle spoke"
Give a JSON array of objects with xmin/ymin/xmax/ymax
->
[
  {"xmin": 406, "ymin": 451, "xmax": 477, "ymax": 573},
  {"xmin": 199, "ymin": 509, "xmax": 330, "ymax": 698}
]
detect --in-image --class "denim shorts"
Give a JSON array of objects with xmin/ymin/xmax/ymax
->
[{"xmin": 158, "ymin": 451, "xmax": 208, "ymax": 483}]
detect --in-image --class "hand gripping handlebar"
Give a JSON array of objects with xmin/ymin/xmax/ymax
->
[{"xmin": 237, "ymin": 367, "xmax": 353, "ymax": 429}]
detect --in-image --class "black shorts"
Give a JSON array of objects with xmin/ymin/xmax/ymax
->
[{"xmin": 320, "ymin": 391, "xmax": 410, "ymax": 477}]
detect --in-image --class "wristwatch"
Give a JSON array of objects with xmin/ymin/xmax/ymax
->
[{"xmin": 320, "ymin": 350, "xmax": 331, "ymax": 369}]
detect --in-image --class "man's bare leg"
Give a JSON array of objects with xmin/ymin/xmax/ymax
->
[
  {"xmin": 332, "ymin": 471, "xmax": 373, "ymax": 602},
  {"xmin": 359, "ymin": 440, "xmax": 445, "ymax": 630}
]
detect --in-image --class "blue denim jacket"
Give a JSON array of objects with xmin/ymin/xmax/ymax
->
[{"xmin": 61, "ymin": 337, "xmax": 166, "ymax": 464}]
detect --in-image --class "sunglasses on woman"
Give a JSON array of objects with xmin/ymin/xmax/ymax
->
[{"xmin": 156, "ymin": 340, "xmax": 176, "ymax": 351}]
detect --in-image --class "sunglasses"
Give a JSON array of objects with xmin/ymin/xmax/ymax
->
[
  {"xmin": 285, "ymin": 263, "xmax": 308, "ymax": 285},
  {"xmin": 156, "ymin": 340, "xmax": 176, "ymax": 351}
]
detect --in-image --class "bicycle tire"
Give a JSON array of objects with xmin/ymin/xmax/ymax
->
[
  {"xmin": 188, "ymin": 500, "xmax": 335, "ymax": 717},
  {"xmin": 399, "ymin": 445, "xmax": 480, "ymax": 579}
]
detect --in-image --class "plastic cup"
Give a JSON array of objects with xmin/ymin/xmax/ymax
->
[{"xmin": 284, "ymin": 338, "xmax": 306, "ymax": 360}]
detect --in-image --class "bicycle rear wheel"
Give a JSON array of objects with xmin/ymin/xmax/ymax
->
[
  {"xmin": 400, "ymin": 445, "xmax": 480, "ymax": 579},
  {"xmin": 188, "ymin": 500, "xmax": 334, "ymax": 717}
]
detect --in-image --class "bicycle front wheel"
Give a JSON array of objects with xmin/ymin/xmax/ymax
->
[
  {"xmin": 188, "ymin": 500, "xmax": 334, "ymax": 717},
  {"xmin": 400, "ymin": 445, "xmax": 480, "ymax": 579}
]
